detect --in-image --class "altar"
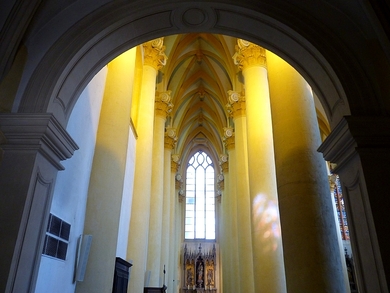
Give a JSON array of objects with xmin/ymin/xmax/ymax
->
[{"xmin": 182, "ymin": 244, "xmax": 217, "ymax": 293}]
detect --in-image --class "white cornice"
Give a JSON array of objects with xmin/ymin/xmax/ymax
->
[{"xmin": 0, "ymin": 113, "xmax": 79, "ymax": 170}]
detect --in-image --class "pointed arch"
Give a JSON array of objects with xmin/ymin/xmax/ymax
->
[{"xmin": 185, "ymin": 150, "xmax": 216, "ymax": 240}]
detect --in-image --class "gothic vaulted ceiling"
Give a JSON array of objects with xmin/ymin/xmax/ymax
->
[
  {"xmin": 158, "ymin": 34, "xmax": 329, "ymax": 166},
  {"xmin": 160, "ymin": 34, "xmax": 238, "ymax": 163}
]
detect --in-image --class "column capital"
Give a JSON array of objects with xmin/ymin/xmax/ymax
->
[
  {"xmin": 224, "ymin": 136, "xmax": 235, "ymax": 150},
  {"xmin": 223, "ymin": 127, "xmax": 234, "ymax": 138},
  {"xmin": 219, "ymin": 153, "xmax": 229, "ymax": 174},
  {"xmin": 226, "ymin": 90, "xmax": 246, "ymax": 118},
  {"xmin": 0, "ymin": 113, "xmax": 78, "ymax": 170},
  {"xmin": 172, "ymin": 154, "xmax": 180, "ymax": 173},
  {"xmin": 164, "ymin": 127, "xmax": 177, "ymax": 149},
  {"xmin": 218, "ymin": 154, "xmax": 227, "ymax": 202},
  {"xmin": 175, "ymin": 169, "xmax": 184, "ymax": 201},
  {"xmin": 223, "ymin": 127, "xmax": 235, "ymax": 150},
  {"xmin": 143, "ymin": 38, "xmax": 168, "ymax": 70},
  {"xmin": 171, "ymin": 161, "xmax": 178, "ymax": 173},
  {"xmin": 155, "ymin": 91, "xmax": 173, "ymax": 119},
  {"xmin": 232, "ymin": 39, "xmax": 267, "ymax": 70}
]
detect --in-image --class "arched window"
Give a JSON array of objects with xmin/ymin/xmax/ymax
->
[{"xmin": 185, "ymin": 151, "xmax": 215, "ymax": 240}]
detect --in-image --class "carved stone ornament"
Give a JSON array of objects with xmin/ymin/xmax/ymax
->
[
  {"xmin": 143, "ymin": 37, "xmax": 168, "ymax": 70},
  {"xmin": 223, "ymin": 127, "xmax": 233, "ymax": 138},
  {"xmin": 164, "ymin": 136, "xmax": 177, "ymax": 149},
  {"xmin": 224, "ymin": 135, "xmax": 235, "ymax": 150},
  {"xmin": 219, "ymin": 153, "xmax": 228, "ymax": 163},
  {"xmin": 227, "ymin": 90, "xmax": 240, "ymax": 104},
  {"xmin": 226, "ymin": 90, "xmax": 245, "ymax": 118},
  {"xmin": 166, "ymin": 127, "xmax": 176, "ymax": 138},
  {"xmin": 178, "ymin": 189, "xmax": 185, "ymax": 202},
  {"xmin": 172, "ymin": 154, "xmax": 180, "ymax": 163},
  {"xmin": 155, "ymin": 91, "xmax": 173, "ymax": 118},
  {"xmin": 232, "ymin": 39, "xmax": 267, "ymax": 70},
  {"xmin": 172, "ymin": 154, "xmax": 180, "ymax": 173},
  {"xmin": 159, "ymin": 91, "xmax": 172, "ymax": 103},
  {"xmin": 165, "ymin": 127, "xmax": 177, "ymax": 149}
]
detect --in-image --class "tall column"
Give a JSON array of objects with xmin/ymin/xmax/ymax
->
[
  {"xmin": 163, "ymin": 128, "xmax": 177, "ymax": 293},
  {"xmin": 127, "ymin": 38, "xmax": 167, "ymax": 293},
  {"xmin": 224, "ymin": 130, "xmax": 240, "ymax": 293},
  {"xmin": 233, "ymin": 40, "xmax": 286, "ymax": 293},
  {"xmin": 172, "ymin": 155, "xmax": 182, "ymax": 293},
  {"xmin": 226, "ymin": 90, "xmax": 255, "ymax": 293},
  {"xmin": 319, "ymin": 116, "xmax": 390, "ymax": 293},
  {"xmin": 219, "ymin": 151, "xmax": 229, "ymax": 293},
  {"xmin": 220, "ymin": 127, "xmax": 240, "ymax": 293},
  {"xmin": 147, "ymin": 91, "xmax": 173, "ymax": 286},
  {"xmin": 267, "ymin": 52, "xmax": 346, "ymax": 292},
  {"xmin": 217, "ymin": 154, "xmax": 231, "ymax": 292},
  {"xmin": 76, "ymin": 49, "xmax": 136, "ymax": 293},
  {"xmin": 0, "ymin": 114, "xmax": 78, "ymax": 293}
]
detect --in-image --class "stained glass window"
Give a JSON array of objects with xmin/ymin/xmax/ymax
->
[
  {"xmin": 185, "ymin": 151, "xmax": 215, "ymax": 240},
  {"xmin": 332, "ymin": 174, "xmax": 349, "ymax": 240}
]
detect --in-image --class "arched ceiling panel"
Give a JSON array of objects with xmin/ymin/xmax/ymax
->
[{"xmin": 162, "ymin": 34, "xmax": 234, "ymax": 158}]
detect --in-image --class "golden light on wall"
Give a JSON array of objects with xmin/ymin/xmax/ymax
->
[{"xmin": 252, "ymin": 194, "xmax": 281, "ymax": 253}]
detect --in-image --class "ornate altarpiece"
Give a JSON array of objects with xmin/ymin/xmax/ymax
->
[{"xmin": 182, "ymin": 244, "xmax": 216, "ymax": 292}]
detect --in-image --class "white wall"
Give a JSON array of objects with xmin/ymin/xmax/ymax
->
[
  {"xmin": 116, "ymin": 125, "xmax": 136, "ymax": 259},
  {"xmin": 35, "ymin": 66, "xmax": 108, "ymax": 293}
]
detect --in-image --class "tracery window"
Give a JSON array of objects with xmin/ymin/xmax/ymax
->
[{"xmin": 185, "ymin": 151, "xmax": 215, "ymax": 240}]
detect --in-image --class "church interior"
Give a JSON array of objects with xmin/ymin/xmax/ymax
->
[{"xmin": 1, "ymin": 1, "xmax": 390, "ymax": 293}]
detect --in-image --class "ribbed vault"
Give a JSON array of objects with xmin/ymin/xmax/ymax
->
[
  {"xmin": 161, "ymin": 34, "xmax": 238, "ymax": 165},
  {"xmin": 158, "ymin": 33, "xmax": 329, "ymax": 168}
]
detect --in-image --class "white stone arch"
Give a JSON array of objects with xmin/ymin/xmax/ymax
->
[
  {"xmin": 13, "ymin": 1, "xmax": 367, "ymax": 129},
  {"xmin": 3, "ymin": 1, "xmax": 389, "ymax": 292}
]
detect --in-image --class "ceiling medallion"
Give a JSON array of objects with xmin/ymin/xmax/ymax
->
[
  {"xmin": 183, "ymin": 8, "xmax": 206, "ymax": 26},
  {"xmin": 173, "ymin": 6, "xmax": 216, "ymax": 30}
]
